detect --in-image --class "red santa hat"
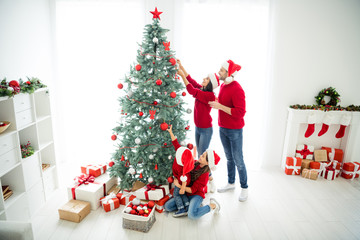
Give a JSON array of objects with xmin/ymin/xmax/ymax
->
[
  {"xmin": 221, "ymin": 60, "xmax": 241, "ymax": 82},
  {"xmin": 175, "ymin": 147, "xmax": 195, "ymax": 182},
  {"xmin": 208, "ymin": 73, "xmax": 220, "ymax": 89},
  {"xmin": 206, "ymin": 149, "xmax": 220, "ymax": 171}
]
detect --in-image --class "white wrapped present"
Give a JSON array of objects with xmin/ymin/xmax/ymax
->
[
  {"xmin": 134, "ymin": 184, "xmax": 169, "ymax": 201},
  {"xmin": 295, "ymin": 144, "xmax": 314, "ymax": 160}
]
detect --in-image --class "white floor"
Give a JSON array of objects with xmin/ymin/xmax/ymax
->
[{"xmin": 30, "ymin": 165, "xmax": 360, "ymax": 240}]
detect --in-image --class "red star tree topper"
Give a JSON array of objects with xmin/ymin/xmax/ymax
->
[{"xmin": 150, "ymin": 7, "xmax": 163, "ymax": 20}]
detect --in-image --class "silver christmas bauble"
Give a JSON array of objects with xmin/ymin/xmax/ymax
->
[
  {"xmin": 153, "ymin": 37, "xmax": 158, "ymax": 43},
  {"xmin": 148, "ymin": 177, "xmax": 154, "ymax": 183},
  {"xmin": 149, "ymin": 154, "xmax": 154, "ymax": 160},
  {"xmin": 168, "ymin": 155, "xmax": 172, "ymax": 160},
  {"xmin": 186, "ymin": 108, "xmax": 192, "ymax": 114},
  {"xmin": 135, "ymin": 138, "xmax": 141, "ymax": 144},
  {"xmin": 128, "ymin": 90, "xmax": 133, "ymax": 97},
  {"xmin": 129, "ymin": 167, "xmax": 135, "ymax": 175}
]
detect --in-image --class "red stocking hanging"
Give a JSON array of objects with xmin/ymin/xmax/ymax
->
[
  {"xmin": 318, "ymin": 114, "xmax": 333, "ymax": 137},
  {"xmin": 335, "ymin": 114, "xmax": 351, "ymax": 138},
  {"xmin": 305, "ymin": 114, "xmax": 316, "ymax": 138}
]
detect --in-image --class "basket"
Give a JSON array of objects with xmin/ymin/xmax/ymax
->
[
  {"xmin": 122, "ymin": 202, "xmax": 156, "ymax": 233},
  {"xmin": 0, "ymin": 121, "xmax": 10, "ymax": 134}
]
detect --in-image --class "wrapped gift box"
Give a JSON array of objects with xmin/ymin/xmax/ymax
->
[
  {"xmin": 321, "ymin": 167, "xmax": 336, "ymax": 181},
  {"xmin": 314, "ymin": 150, "xmax": 328, "ymax": 162},
  {"xmin": 341, "ymin": 162, "xmax": 360, "ymax": 180},
  {"xmin": 301, "ymin": 159, "xmax": 314, "ymax": 172},
  {"xmin": 100, "ymin": 193, "xmax": 120, "ymax": 212},
  {"xmin": 302, "ymin": 169, "xmax": 319, "ymax": 180},
  {"xmin": 81, "ymin": 164, "xmax": 107, "ymax": 177},
  {"xmin": 321, "ymin": 147, "xmax": 344, "ymax": 163},
  {"xmin": 285, "ymin": 157, "xmax": 302, "ymax": 175},
  {"xmin": 58, "ymin": 200, "xmax": 91, "ymax": 223},
  {"xmin": 134, "ymin": 184, "xmax": 169, "ymax": 201},
  {"xmin": 310, "ymin": 161, "xmax": 330, "ymax": 175},
  {"xmin": 155, "ymin": 188, "xmax": 174, "ymax": 213},
  {"xmin": 67, "ymin": 173, "xmax": 117, "ymax": 210},
  {"xmin": 122, "ymin": 200, "xmax": 156, "ymax": 233},
  {"xmin": 117, "ymin": 192, "xmax": 136, "ymax": 205},
  {"xmin": 295, "ymin": 144, "xmax": 314, "ymax": 160}
]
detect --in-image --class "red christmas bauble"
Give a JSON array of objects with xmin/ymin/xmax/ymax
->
[
  {"xmin": 139, "ymin": 210, "xmax": 144, "ymax": 215},
  {"xmin": 160, "ymin": 122, "xmax": 168, "ymax": 131},
  {"xmin": 167, "ymin": 176, "xmax": 174, "ymax": 183},
  {"xmin": 130, "ymin": 210, "xmax": 136, "ymax": 215},
  {"xmin": 185, "ymin": 125, "xmax": 190, "ymax": 130},
  {"xmin": 156, "ymin": 79, "xmax": 162, "ymax": 85},
  {"xmin": 117, "ymin": 83, "xmax": 123, "ymax": 89},
  {"xmin": 132, "ymin": 205, "xmax": 137, "ymax": 210},
  {"xmin": 144, "ymin": 214, "xmax": 148, "ymax": 217},
  {"xmin": 149, "ymin": 126, "xmax": 152, "ymax": 129},
  {"xmin": 170, "ymin": 92, "xmax": 176, "ymax": 98},
  {"xmin": 164, "ymin": 143, "xmax": 167, "ymax": 146},
  {"xmin": 182, "ymin": 92, "xmax": 186, "ymax": 96},
  {"xmin": 135, "ymin": 64, "xmax": 142, "ymax": 71},
  {"xmin": 139, "ymin": 112, "xmax": 144, "ymax": 116},
  {"xmin": 153, "ymin": 101, "xmax": 158, "ymax": 105},
  {"xmin": 111, "ymin": 134, "xmax": 117, "ymax": 141},
  {"xmin": 187, "ymin": 143, "xmax": 194, "ymax": 150},
  {"xmin": 153, "ymin": 61, "xmax": 155, "ymax": 64},
  {"xmin": 109, "ymin": 161, "xmax": 114, "ymax": 167},
  {"xmin": 148, "ymin": 201, "xmax": 155, "ymax": 208},
  {"xmin": 26, "ymin": 81, "xmax": 31, "ymax": 85},
  {"xmin": 169, "ymin": 58, "xmax": 176, "ymax": 65},
  {"xmin": 9, "ymin": 80, "xmax": 19, "ymax": 87}
]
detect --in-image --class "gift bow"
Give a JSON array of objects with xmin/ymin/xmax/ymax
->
[
  {"xmin": 74, "ymin": 174, "xmax": 95, "ymax": 186},
  {"xmin": 286, "ymin": 157, "xmax": 301, "ymax": 175},
  {"xmin": 296, "ymin": 145, "xmax": 313, "ymax": 158},
  {"xmin": 101, "ymin": 193, "xmax": 117, "ymax": 204},
  {"xmin": 146, "ymin": 184, "xmax": 162, "ymax": 191}
]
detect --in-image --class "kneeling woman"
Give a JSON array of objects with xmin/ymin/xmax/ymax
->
[{"xmin": 164, "ymin": 148, "xmax": 221, "ymax": 219}]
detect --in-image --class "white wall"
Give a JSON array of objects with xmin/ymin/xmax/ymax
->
[{"xmin": 263, "ymin": 0, "xmax": 360, "ymax": 166}]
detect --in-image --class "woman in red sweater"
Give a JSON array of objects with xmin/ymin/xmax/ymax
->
[{"xmin": 176, "ymin": 59, "xmax": 219, "ymax": 192}]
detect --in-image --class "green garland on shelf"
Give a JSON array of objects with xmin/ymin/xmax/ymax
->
[
  {"xmin": 289, "ymin": 104, "xmax": 360, "ymax": 112},
  {"xmin": 315, "ymin": 86, "xmax": 340, "ymax": 106},
  {"xmin": 0, "ymin": 77, "xmax": 47, "ymax": 98}
]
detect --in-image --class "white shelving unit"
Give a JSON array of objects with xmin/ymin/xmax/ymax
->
[{"xmin": 0, "ymin": 89, "xmax": 58, "ymax": 221}]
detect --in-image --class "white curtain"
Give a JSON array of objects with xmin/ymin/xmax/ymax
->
[{"xmin": 54, "ymin": 0, "xmax": 270, "ymax": 169}]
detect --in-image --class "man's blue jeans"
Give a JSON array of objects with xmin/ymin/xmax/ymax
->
[
  {"xmin": 195, "ymin": 127, "xmax": 213, "ymax": 158},
  {"xmin": 164, "ymin": 194, "xmax": 210, "ymax": 220},
  {"xmin": 219, "ymin": 127, "xmax": 248, "ymax": 189}
]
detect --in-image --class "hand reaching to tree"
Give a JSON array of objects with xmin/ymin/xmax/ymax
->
[{"xmin": 166, "ymin": 125, "xmax": 176, "ymax": 141}]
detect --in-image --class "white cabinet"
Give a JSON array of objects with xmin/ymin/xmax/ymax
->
[{"xmin": 0, "ymin": 89, "xmax": 58, "ymax": 221}]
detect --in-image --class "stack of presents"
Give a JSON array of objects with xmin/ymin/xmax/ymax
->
[
  {"xmin": 58, "ymin": 164, "xmax": 175, "ymax": 232},
  {"xmin": 285, "ymin": 144, "xmax": 360, "ymax": 181}
]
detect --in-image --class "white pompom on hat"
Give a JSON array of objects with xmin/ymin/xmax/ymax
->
[
  {"xmin": 206, "ymin": 149, "xmax": 220, "ymax": 171},
  {"xmin": 221, "ymin": 60, "xmax": 242, "ymax": 82},
  {"xmin": 175, "ymin": 147, "xmax": 195, "ymax": 183},
  {"xmin": 208, "ymin": 73, "xmax": 220, "ymax": 89}
]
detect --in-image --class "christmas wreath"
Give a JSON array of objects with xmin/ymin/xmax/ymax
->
[{"xmin": 315, "ymin": 87, "xmax": 340, "ymax": 106}]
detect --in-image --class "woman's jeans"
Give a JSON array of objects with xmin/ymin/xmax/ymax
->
[
  {"xmin": 165, "ymin": 194, "xmax": 210, "ymax": 220},
  {"xmin": 219, "ymin": 127, "xmax": 248, "ymax": 189},
  {"xmin": 195, "ymin": 126, "xmax": 213, "ymax": 158},
  {"xmin": 173, "ymin": 186, "xmax": 189, "ymax": 210}
]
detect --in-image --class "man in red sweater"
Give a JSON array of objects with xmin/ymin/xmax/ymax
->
[{"xmin": 209, "ymin": 59, "xmax": 248, "ymax": 202}]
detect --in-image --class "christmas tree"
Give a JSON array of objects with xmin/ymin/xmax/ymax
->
[{"xmin": 109, "ymin": 8, "xmax": 189, "ymax": 190}]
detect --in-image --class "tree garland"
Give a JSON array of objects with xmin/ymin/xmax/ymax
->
[
  {"xmin": 0, "ymin": 77, "xmax": 47, "ymax": 98},
  {"xmin": 315, "ymin": 86, "xmax": 340, "ymax": 106}
]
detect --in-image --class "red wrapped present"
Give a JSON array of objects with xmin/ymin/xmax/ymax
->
[
  {"xmin": 341, "ymin": 162, "xmax": 360, "ymax": 180},
  {"xmin": 81, "ymin": 164, "xmax": 107, "ymax": 177},
  {"xmin": 116, "ymin": 192, "xmax": 136, "ymax": 205},
  {"xmin": 321, "ymin": 147, "xmax": 344, "ymax": 163},
  {"xmin": 310, "ymin": 161, "xmax": 330, "ymax": 175},
  {"xmin": 285, "ymin": 157, "xmax": 302, "ymax": 175},
  {"xmin": 155, "ymin": 188, "xmax": 174, "ymax": 213},
  {"xmin": 295, "ymin": 144, "xmax": 314, "ymax": 160},
  {"xmin": 100, "ymin": 193, "xmax": 120, "ymax": 212},
  {"xmin": 322, "ymin": 167, "xmax": 336, "ymax": 180}
]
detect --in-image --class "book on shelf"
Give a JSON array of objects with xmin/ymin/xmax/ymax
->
[
  {"xmin": 3, "ymin": 190, "xmax": 13, "ymax": 201},
  {"xmin": 2, "ymin": 185, "xmax": 9, "ymax": 194}
]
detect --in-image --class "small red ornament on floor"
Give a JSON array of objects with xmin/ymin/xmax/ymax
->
[{"xmin": 111, "ymin": 134, "xmax": 117, "ymax": 141}]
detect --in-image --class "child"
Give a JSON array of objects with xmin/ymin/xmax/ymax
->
[{"xmin": 167, "ymin": 125, "xmax": 194, "ymax": 217}]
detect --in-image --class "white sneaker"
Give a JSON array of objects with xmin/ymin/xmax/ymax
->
[
  {"xmin": 217, "ymin": 183, "xmax": 235, "ymax": 193},
  {"xmin": 210, "ymin": 198, "xmax": 220, "ymax": 214},
  {"xmin": 209, "ymin": 180, "xmax": 216, "ymax": 193},
  {"xmin": 238, "ymin": 188, "xmax": 248, "ymax": 202}
]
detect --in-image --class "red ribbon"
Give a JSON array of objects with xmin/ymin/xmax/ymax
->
[
  {"xmin": 71, "ymin": 174, "xmax": 105, "ymax": 200},
  {"xmin": 144, "ymin": 184, "xmax": 166, "ymax": 200},
  {"xmin": 296, "ymin": 145, "xmax": 313, "ymax": 158}
]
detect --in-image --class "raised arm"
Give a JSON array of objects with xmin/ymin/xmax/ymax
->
[{"xmin": 177, "ymin": 59, "xmax": 189, "ymax": 77}]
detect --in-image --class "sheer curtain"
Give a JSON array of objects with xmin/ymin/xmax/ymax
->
[{"xmin": 54, "ymin": 0, "xmax": 270, "ymax": 170}]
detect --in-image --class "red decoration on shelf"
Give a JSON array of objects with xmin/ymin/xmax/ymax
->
[
  {"xmin": 170, "ymin": 92, "xmax": 176, "ymax": 98},
  {"xmin": 169, "ymin": 58, "xmax": 176, "ymax": 65},
  {"xmin": 187, "ymin": 143, "xmax": 193, "ymax": 150},
  {"xmin": 139, "ymin": 111, "xmax": 144, "ymax": 117},
  {"xmin": 160, "ymin": 122, "xmax": 168, "ymax": 131},
  {"xmin": 117, "ymin": 83, "xmax": 123, "ymax": 89},
  {"xmin": 150, "ymin": 7, "xmax": 163, "ymax": 20},
  {"xmin": 111, "ymin": 134, "xmax": 117, "ymax": 141},
  {"xmin": 163, "ymin": 42, "xmax": 170, "ymax": 51},
  {"xmin": 109, "ymin": 161, "xmax": 114, "ymax": 167},
  {"xmin": 156, "ymin": 79, "xmax": 162, "ymax": 85},
  {"xmin": 182, "ymin": 92, "xmax": 186, "ymax": 96},
  {"xmin": 167, "ymin": 176, "xmax": 174, "ymax": 183},
  {"xmin": 135, "ymin": 64, "xmax": 142, "ymax": 71}
]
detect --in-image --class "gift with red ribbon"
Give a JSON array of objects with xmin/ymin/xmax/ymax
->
[
  {"xmin": 116, "ymin": 192, "xmax": 136, "ymax": 205},
  {"xmin": 321, "ymin": 147, "xmax": 344, "ymax": 163},
  {"xmin": 155, "ymin": 188, "xmax": 175, "ymax": 213},
  {"xmin": 81, "ymin": 164, "xmax": 107, "ymax": 177},
  {"xmin": 341, "ymin": 162, "xmax": 360, "ymax": 180},
  {"xmin": 322, "ymin": 167, "xmax": 336, "ymax": 180},
  {"xmin": 285, "ymin": 157, "xmax": 302, "ymax": 175},
  {"xmin": 295, "ymin": 144, "xmax": 314, "ymax": 160},
  {"xmin": 100, "ymin": 193, "xmax": 120, "ymax": 212},
  {"xmin": 67, "ymin": 173, "xmax": 117, "ymax": 210},
  {"xmin": 134, "ymin": 184, "xmax": 169, "ymax": 201}
]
